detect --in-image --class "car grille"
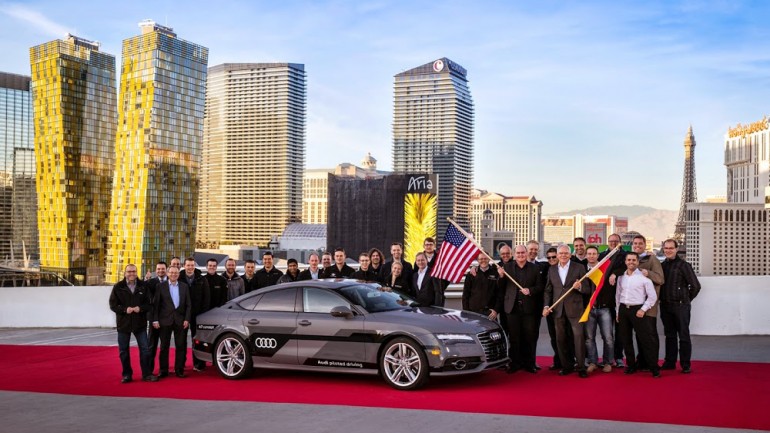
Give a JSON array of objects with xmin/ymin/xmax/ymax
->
[{"xmin": 477, "ymin": 330, "xmax": 507, "ymax": 362}]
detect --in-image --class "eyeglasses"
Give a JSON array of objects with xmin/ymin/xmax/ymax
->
[{"xmin": 546, "ymin": 256, "xmax": 557, "ymax": 260}]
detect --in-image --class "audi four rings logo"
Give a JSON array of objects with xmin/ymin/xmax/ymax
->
[
  {"xmin": 490, "ymin": 332, "xmax": 501, "ymax": 341},
  {"xmin": 254, "ymin": 337, "xmax": 278, "ymax": 349}
]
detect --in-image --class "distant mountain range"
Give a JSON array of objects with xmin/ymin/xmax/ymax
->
[{"xmin": 553, "ymin": 205, "xmax": 678, "ymax": 246}]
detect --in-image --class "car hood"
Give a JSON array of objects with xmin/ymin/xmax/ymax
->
[{"xmin": 368, "ymin": 306, "xmax": 500, "ymax": 334}]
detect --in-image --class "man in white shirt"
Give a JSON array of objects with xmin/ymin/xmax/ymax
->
[{"xmin": 616, "ymin": 252, "xmax": 660, "ymax": 378}]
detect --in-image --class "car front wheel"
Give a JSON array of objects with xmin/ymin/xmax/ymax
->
[
  {"xmin": 379, "ymin": 337, "xmax": 429, "ymax": 390},
  {"xmin": 214, "ymin": 334, "xmax": 253, "ymax": 380}
]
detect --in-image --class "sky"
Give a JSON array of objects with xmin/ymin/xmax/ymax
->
[{"xmin": 2, "ymin": 0, "xmax": 769, "ymax": 213}]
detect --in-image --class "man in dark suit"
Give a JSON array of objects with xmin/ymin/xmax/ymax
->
[
  {"xmin": 499, "ymin": 245, "xmax": 542, "ymax": 374},
  {"xmin": 152, "ymin": 265, "xmax": 192, "ymax": 378},
  {"xmin": 411, "ymin": 252, "xmax": 436, "ymax": 306},
  {"xmin": 543, "ymin": 245, "xmax": 592, "ymax": 378}
]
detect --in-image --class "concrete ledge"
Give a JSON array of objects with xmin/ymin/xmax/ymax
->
[{"xmin": 1, "ymin": 276, "xmax": 768, "ymax": 335}]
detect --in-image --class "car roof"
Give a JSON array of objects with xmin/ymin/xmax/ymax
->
[{"xmin": 253, "ymin": 279, "xmax": 379, "ymax": 294}]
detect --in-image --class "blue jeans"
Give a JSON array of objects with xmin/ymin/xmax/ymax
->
[
  {"xmin": 118, "ymin": 329, "xmax": 152, "ymax": 378},
  {"xmin": 585, "ymin": 307, "xmax": 614, "ymax": 365}
]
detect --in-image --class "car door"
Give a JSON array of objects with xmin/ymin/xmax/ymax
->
[
  {"xmin": 243, "ymin": 287, "xmax": 298, "ymax": 366},
  {"xmin": 296, "ymin": 287, "xmax": 368, "ymax": 369}
]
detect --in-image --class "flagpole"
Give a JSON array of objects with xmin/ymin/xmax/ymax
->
[
  {"xmin": 445, "ymin": 217, "xmax": 525, "ymax": 291},
  {"xmin": 547, "ymin": 246, "xmax": 620, "ymax": 312}
]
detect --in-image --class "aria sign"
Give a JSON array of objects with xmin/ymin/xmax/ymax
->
[{"xmin": 407, "ymin": 175, "xmax": 437, "ymax": 194}]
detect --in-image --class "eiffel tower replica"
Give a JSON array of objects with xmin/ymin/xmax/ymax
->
[{"xmin": 674, "ymin": 126, "xmax": 697, "ymax": 254}]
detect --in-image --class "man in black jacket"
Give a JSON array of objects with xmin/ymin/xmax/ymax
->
[
  {"xmin": 322, "ymin": 247, "xmax": 355, "ymax": 278},
  {"xmin": 152, "ymin": 266, "xmax": 191, "ymax": 378},
  {"xmin": 144, "ymin": 261, "xmax": 167, "ymax": 376},
  {"xmin": 181, "ymin": 257, "xmax": 210, "ymax": 371},
  {"xmin": 109, "ymin": 264, "xmax": 156, "ymax": 383},
  {"xmin": 660, "ymin": 239, "xmax": 701, "ymax": 374},
  {"xmin": 462, "ymin": 253, "xmax": 499, "ymax": 319},
  {"xmin": 256, "ymin": 251, "xmax": 284, "ymax": 288},
  {"xmin": 499, "ymin": 245, "xmax": 542, "ymax": 373},
  {"xmin": 351, "ymin": 252, "xmax": 377, "ymax": 281},
  {"xmin": 600, "ymin": 233, "xmax": 629, "ymax": 368},
  {"xmin": 204, "ymin": 258, "xmax": 228, "ymax": 308},
  {"xmin": 411, "ymin": 252, "xmax": 436, "ymax": 306}
]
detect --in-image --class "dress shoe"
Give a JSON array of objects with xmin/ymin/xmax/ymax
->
[
  {"xmin": 158, "ymin": 372, "xmax": 169, "ymax": 378},
  {"xmin": 602, "ymin": 364, "xmax": 612, "ymax": 373},
  {"xmin": 661, "ymin": 363, "xmax": 676, "ymax": 370},
  {"xmin": 624, "ymin": 367, "xmax": 637, "ymax": 375},
  {"xmin": 142, "ymin": 375, "xmax": 159, "ymax": 382},
  {"xmin": 175, "ymin": 372, "xmax": 187, "ymax": 378},
  {"xmin": 652, "ymin": 370, "xmax": 661, "ymax": 378},
  {"xmin": 578, "ymin": 370, "xmax": 589, "ymax": 378},
  {"xmin": 523, "ymin": 367, "xmax": 538, "ymax": 374},
  {"xmin": 681, "ymin": 367, "xmax": 692, "ymax": 374},
  {"xmin": 586, "ymin": 363, "xmax": 598, "ymax": 373},
  {"xmin": 549, "ymin": 364, "xmax": 561, "ymax": 371},
  {"xmin": 558, "ymin": 369, "xmax": 574, "ymax": 376},
  {"xmin": 534, "ymin": 364, "xmax": 542, "ymax": 371},
  {"xmin": 121, "ymin": 376, "xmax": 132, "ymax": 384}
]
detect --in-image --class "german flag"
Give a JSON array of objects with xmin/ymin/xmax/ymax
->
[{"xmin": 579, "ymin": 252, "xmax": 613, "ymax": 323}]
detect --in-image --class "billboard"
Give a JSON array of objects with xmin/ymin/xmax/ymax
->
[
  {"xmin": 403, "ymin": 175, "xmax": 438, "ymax": 263},
  {"xmin": 584, "ymin": 222, "xmax": 607, "ymax": 245}
]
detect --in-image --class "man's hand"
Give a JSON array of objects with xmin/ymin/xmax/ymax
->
[
  {"xmin": 571, "ymin": 281, "xmax": 581, "ymax": 290},
  {"xmin": 609, "ymin": 274, "xmax": 617, "ymax": 285},
  {"xmin": 126, "ymin": 307, "xmax": 134, "ymax": 314},
  {"xmin": 519, "ymin": 287, "xmax": 530, "ymax": 296},
  {"xmin": 542, "ymin": 306, "xmax": 551, "ymax": 317},
  {"xmin": 635, "ymin": 309, "xmax": 645, "ymax": 318},
  {"xmin": 640, "ymin": 269, "xmax": 649, "ymax": 278},
  {"xmin": 153, "ymin": 321, "xmax": 160, "ymax": 329},
  {"xmin": 145, "ymin": 270, "xmax": 152, "ymax": 280},
  {"xmin": 488, "ymin": 309, "xmax": 498, "ymax": 320},
  {"xmin": 183, "ymin": 321, "xmax": 189, "ymax": 329},
  {"xmin": 470, "ymin": 266, "xmax": 478, "ymax": 277}
]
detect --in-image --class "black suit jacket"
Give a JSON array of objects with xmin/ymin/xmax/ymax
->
[
  {"xmin": 411, "ymin": 269, "xmax": 436, "ymax": 306},
  {"xmin": 153, "ymin": 280, "xmax": 192, "ymax": 327},
  {"xmin": 500, "ymin": 261, "xmax": 542, "ymax": 314},
  {"xmin": 544, "ymin": 262, "xmax": 590, "ymax": 318}
]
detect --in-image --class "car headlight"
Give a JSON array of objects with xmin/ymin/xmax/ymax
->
[{"xmin": 435, "ymin": 333, "xmax": 475, "ymax": 344}]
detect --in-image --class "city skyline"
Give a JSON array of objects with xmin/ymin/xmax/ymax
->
[{"xmin": 2, "ymin": 1, "xmax": 769, "ymax": 211}]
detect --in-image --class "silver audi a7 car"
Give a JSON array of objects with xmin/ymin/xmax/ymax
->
[{"xmin": 193, "ymin": 280, "xmax": 509, "ymax": 390}]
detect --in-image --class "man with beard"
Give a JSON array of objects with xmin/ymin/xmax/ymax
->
[{"xmin": 222, "ymin": 258, "xmax": 245, "ymax": 300}]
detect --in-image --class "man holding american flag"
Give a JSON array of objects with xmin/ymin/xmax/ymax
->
[{"xmin": 431, "ymin": 223, "xmax": 482, "ymax": 307}]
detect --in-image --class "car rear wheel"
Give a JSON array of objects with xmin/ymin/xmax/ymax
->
[
  {"xmin": 379, "ymin": 337, "xmax": 428, "ymax": 390},
  {"xmin": 214, "ymin": 334, "xmax": 253, "ymax": 380}
]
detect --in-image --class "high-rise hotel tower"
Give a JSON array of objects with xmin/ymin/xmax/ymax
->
[
  {"xmin": 393, "ymin": 57, "xmax": 474, "ymax": 241},
  {"xmin": 30, "ymin": 35, "xmax": 117, "ymax": 284},
  {"xmin": 106, "ymin": 21, "xmax": 208, "ymax": 281},
  {"xmin": 197, "ymin": 63, "xmax": 306, "ymax": 248}
]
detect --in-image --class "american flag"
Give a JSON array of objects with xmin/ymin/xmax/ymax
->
[{"xmin": 430, "ymin": 224, "xmax": 481, "ymax": 283}]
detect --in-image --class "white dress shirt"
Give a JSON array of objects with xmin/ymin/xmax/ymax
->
[{"xmin": 616, "ymin": 269, "xmax": 657, "ymax": 313}]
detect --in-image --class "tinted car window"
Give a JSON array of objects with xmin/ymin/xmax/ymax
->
[
  {"xmin": 238, "ymin": 294, "xmax": 262, "ymax": 310},
  {"xmin": 303, "ymin": 288, "xmax": 349, "ymax": 314},
  {"xmin": 254, "ymin": 288, "xmax": 297, "ymax": 312},
  {"xmin": 339, "ymin": 284, "xmax": 411, "ymax": 313}
]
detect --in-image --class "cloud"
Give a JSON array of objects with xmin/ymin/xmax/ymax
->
[{"xmin": 1, "ymin": 3, "xmax": 71, "ymax": 38}]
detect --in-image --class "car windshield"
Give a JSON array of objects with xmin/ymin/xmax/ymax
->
[{"xmin": 338, "ymin": 284, "xmax": 413, "ymax": 313}]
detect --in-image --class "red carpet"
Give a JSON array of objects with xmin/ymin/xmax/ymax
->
[{"xmin": 1, "ymin": 344, "xmax": 767, "ymax": 430}]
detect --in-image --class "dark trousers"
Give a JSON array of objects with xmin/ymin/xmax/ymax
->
[
  {"xmin": 190, "ymin": 317, "xmax": 205, "ymax": 369},
  {"xmin": 117, "ymin": 329, "xmax": 151, "ymax": 378},
  {"xmin": 554, "ymin": 314, "xmax": 585, "ymax": 372},
  {"xmin": 506, "ymin": 309, "xmax": 538, "ymax": 369},
  {"xmin": 547, "ymin": 314, "xmax": 574, "ymax": 367},
  {"xmin": 660, "ymin": 303, "xmax": 692, "ymax": 368},
  {"xmin": 617, "ymin": 305, "xmax": 659, "ymax": 372},
  {"xmin": 612, "ymin": 308, "xmax": 625, "ymax": 361},
  {"xmin": 159, "ymin": 322, "xmax": 188, "ymax": 374},
  {"xmin": 433, "ymin": 279, "xmax": 450, "ymax": 307},
  {"xmin": 635, "ymin": 316, "xmax": 659, "ymax": 370},
  {"xmin": 147, "ymin": 324, "xmax": 161, "ymax": 373}
]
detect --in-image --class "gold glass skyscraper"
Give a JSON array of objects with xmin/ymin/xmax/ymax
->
[
  {"xmin": 29, "ymin": 35, "xmax": 117, "ymax": 284},
  {"xmin": 106, "ymin": 21, "xmax": 208, "ymax": 281},
  {"xmin": 197, "ymin": 63, "xmax": 306, "ymax": 248}
]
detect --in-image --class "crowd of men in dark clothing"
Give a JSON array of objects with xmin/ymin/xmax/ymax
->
[{"xmin": 109, "ymin": 234, "xmax": 700, "ymax": 383}]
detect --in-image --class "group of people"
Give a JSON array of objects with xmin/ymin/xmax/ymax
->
[
  {"xmin": 108, "ymin": 238, "xmax": 447, "ymax": 383},
  {"xmin": 461, "ymin": 234, "xmax": 701, "ymax": 380},
  {"xmin": 109, "ymin": 233, "xmax": 700, "ymax": 384}
]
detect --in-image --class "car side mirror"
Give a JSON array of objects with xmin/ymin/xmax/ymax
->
[{"xmin": 330, "ymin": 305, "xmax": 354, "ymax": 319}]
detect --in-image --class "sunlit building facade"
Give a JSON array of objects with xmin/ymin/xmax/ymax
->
[
  {"xmin": 106, "ymin": 21, "xmax": 208, "ymax": 281},
  {"xmin": 29, "ymin": 36, "xmax": 117, "ymax": 284},
  {"xmin": 470, "ymin": 189, "xmax": 543, "ymax": 247},
  {"xmin": 393, "ymin": 57, "xmax": 474, "ymax": 241},
  {"xmin": 197, "ymin": 63, "xmax": 306, "ymax": 249},
  {"xmin": 1, "ymin": 72, "xmax": 37, "ymax": 264}
]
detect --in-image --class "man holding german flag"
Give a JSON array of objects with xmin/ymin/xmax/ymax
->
[{"xmin": 581, "ymin": 246, "xmax": 615, "ymax": 373}]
